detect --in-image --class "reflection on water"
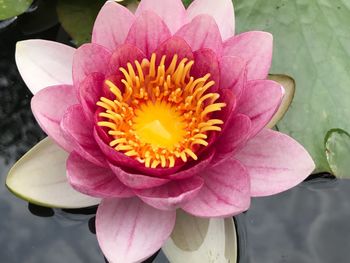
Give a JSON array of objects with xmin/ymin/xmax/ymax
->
[
  {"xmin": 1, "ymin": 3, "xmax": 350, "ymax": 263},
  {"xmin": 237, "ymin": 176, "xmax": 350, "ymax": 263}
]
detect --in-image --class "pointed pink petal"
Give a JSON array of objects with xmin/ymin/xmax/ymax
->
[
  {"xmin": 186, "ymin": 0, "xmax": 234, "ymax": 40},
  {"xmin": 135, "ymin": 176, "xmax": 204, "ymax": 211},
  {"xmin": 125, "ymin": 11, "xmax": 171, "ymax": 56},
  {"xmin": 238, "ymin": 80, "xmax": 283, "ymax": 137},
  {"xmin": 92, "ymin": 1, "xmax": 135, "ymax": 51},
  {"xmin": 109, "ymin": 163, "xmax": 170, "ymax": 189},
  {"xmin": 67, "ymin": 152, "xmax": 134, "ymax": 198},
  {"xmin": 107, "ymin": 44, "xmax": 146, "ymax": 76},
  {"xmin": 15, "ymin": 40, "xmax": 75, "ymax": 94},
  {"xmin": 235, "ymin": 129, "xmax": 315, "ymax": 197},
  {"xmin": 223, "ymin": 31, "xmax": 273, "ymax": 80},
  {"xmin": 78, "ymin": 73, "xmax": 104, "ymax": 123},
  {"xmin": 175, "ymin": 14, "xmax": 222, "ymax": 52},
  {"xmin": 135, "ymin": 0, "xmax": 186, "ymax": 34},
  {"xmin": 219, "ymin": 56, "xmax": 246, "ymax": 99},
  {"xmin": 165, "ymin": 150, "xmax": 215, "ymax": 180},
  {"xmin": 73, "ymin": 43, "xmax": 111, "ymax": 86},
  {"xmin": 181, "ymin": 157, "xmax": 250, "ymax": 217},
  {"xmin": 216, "ymin": 114, "xmax": 251, "ymax": 158},
  {"xmin": 192, "ymin": 49, "xmax": 220, "ymax": 92},
  {"xmin": 31, "ymin": 85, "xmax": 77, "ymax": 152},
  {"xmin": 154, "ymin": 36, "xmax": 194, "ymax": 66},
  {"xmin": 96, "ymin": 198, "xmax": 176, "ymax": 263},
  {"xmin": 61, "ymin": 105, "xmax": 107, "ymax": 167}
]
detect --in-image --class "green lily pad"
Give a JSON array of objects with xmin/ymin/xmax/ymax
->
[
  {"xmin": 182, "ymin": 0, "xmax": 192, "ymax": 8},
  {"xmin": 0, "ymin": 0, "xmax": 33, "ymax": 20},
  {"xmin": 267, "ymin": 74, "xmax": 295, "ymax": 129},
  {"xmin": 162, "ymin": 210, "xmax": 237, "ymax": 262},
  {"xmin": 6, "ymin": 137, "xmax": 101, "ymax": 208},
  {"xmin": 234, "ymin": 0, "xmax": 350, "ymax": 173},
  {"xmin": 325, "ymin": 129, "xmax": 350, "ymax": 178},
  {"xmin": 56, "ymin": 0, "xmax": 105, "ymax": 46}
]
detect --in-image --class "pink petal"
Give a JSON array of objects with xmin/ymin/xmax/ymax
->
[
  {"xmin": 135, "ymin": 176, "xmax": 204, "ymax": 211},
  {"xmin": 31, "ymin": 85, "xmax": 77, "ymax": 152},
  {"xmin": 96, "ymin": 198, "xmax": 176, "ymax": 263},
  {"xmin": 107, "ymin": 44, "xmax": 146, "ymax": 76},
  {"xmin": 215, "ymin": 113, "xmax": 251, "ymax": 158},
  {"xmin": 92, "ymin": 1, "xmax": 135, "ymax": 51},
  {"xmin": 181, "ymin": 157, "xmax": 250, "ymax": 218},
  {"xmin": 67, "ymin": 152, "xmax": 134, "ymax": 198},
  {"xmin": 15, "ymin": 40, "xmax": 75, "ymax": 94},
  {"xmin": 154, "ymin": 36, "xmax": 194, "ymax": 66},
  {"xmin": 235, "ymin": 129, "xmax": 315, "ymax": 197},
  {"xmin": 175, "ymin": 14, "xmax": 222, "ymax": 53},
  {"xmin": 135, "ymin": 0, "xmax": 186, "ymax": 34},
  {"xmin": 186, "ymin": 0, "xmax": 235, "ymax": 40},
  {"xmin": 223, "ymin": 31, "xmax": 273, "ymax": 80},
  {"xmin": 165, "ymin": 150, "xmax": 215, "ymax": 180},
  {"xmin": 192, "ymin": 49, "xmax": 220, "ymax": 92},
  {"xmin": 125, "ymin": 11, "xmax": 171, "ymax": 57},
  {"xmin": 219, "ymin": 56, "xmax": 246, "ymax": 99},
  {"xmin": 78, "ymin": 73, "xmax": 104, "ymax": 123},
  {"xmin": 61, "ymin": 105, "xmax": 107, "ymax": 167},
  {"xmin": 109, "ymin": 163, "xmax": 170, "ymax": 189},
  {"xmin": 238, "ymin": 80, "xmax": 283, "ymax": 137},
  {"xmin": 73, "ymin": 43, "xmax": 111, "ymax": 87}
]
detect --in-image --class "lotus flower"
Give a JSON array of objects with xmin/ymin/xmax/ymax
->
[{"xmin": 8, "ymin": 0, "xmax": 315, "ymax": 262}]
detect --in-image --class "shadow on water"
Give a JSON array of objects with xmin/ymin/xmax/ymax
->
[{"xmin": 1, "ymin": 1, "xmax": 350, "ymax": 262}]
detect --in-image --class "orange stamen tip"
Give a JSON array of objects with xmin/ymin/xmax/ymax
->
[{"xmin": 96, "ymin": 53, "xmax": 225, "ymax": 169}]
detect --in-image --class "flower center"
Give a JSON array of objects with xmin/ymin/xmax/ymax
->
[{"xmin": 97, "ymin": 53, "xmax": 225, "ymax": 169}]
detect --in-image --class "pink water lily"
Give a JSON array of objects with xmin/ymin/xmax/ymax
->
[{"xmin": 9, "ymin": 0, "xmax": 315, "ymax": 262}]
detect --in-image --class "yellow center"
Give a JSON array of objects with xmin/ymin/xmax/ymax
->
[{"xmin": 97, "ymin": 53, "xmax": 225, "ymax": 169}]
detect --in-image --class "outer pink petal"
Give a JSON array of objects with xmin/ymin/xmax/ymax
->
[
  {"xmin": 219, "ymin": 56, "xmax": 246, "ymax": 99},
  {"xmin": 92, "ymin": 1, "xmax": 135, "ymax": 51},
  {"xmin": 78, "ymin": 73, "xmax": 104, "ymax": 123},
  {"xmin": 109, "ymin": 163, "xmax": 170, "ymax": 189},
  {"xmin": 192, "ymin": 49, "xmax": 220, "ymax": 92},
  {"xmin": 96, "ymin": 198, "xmax": 176, "ymax": 263},
  {"xmin": 61, "ymin": 105, "xmax": 107, "ymax": 167},
  {"xmin": 215, "ymin": 114, "xmax": 251, "ymax": 157},
  {"xmin": 186, "ymin": 0, "xmax": 235, "ymax": 40},
  {"xmin": 31, "ymin": 85, "xmax": 77, "ymax": 152},
  {"xmin": 181, "ymin": 157, "xmax": 250, "ymax": 218},
  {"xmin": 67, "ymin": 152, "xmax": 134, "ymax": 198},
  {"xmin": 135, "ymin": 0, "xmax": 186, "ymax": 34},
  {"xmin": 235, "ymin": 129, "xmax": 315, "ymax": 197},
  {"xmin": 238, "ymin": 80, "xmax": 283, "ymax": 137},
  {"xmin": 125, "ymin": 11, "xmax": 171, "ymax": 57},
  {"xmin": 15, "ymin": 40, "xmax": 75, "ymax": 94},
  {"xmin": 175, "ymin": 14, "xmax": 222, "ymax": 53},
  {"xmin": 223, "ymin": 31, "xmax": 273, "ymax": 80},
  {"xmin": 73, "ymin": 43, "xmax": 111, "ymax": 87},
  {"xmin": 135, "ymin": 177, "xmax": 204, "ymax": 211}
]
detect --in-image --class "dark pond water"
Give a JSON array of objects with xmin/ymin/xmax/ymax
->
[{"xmin": 1, "ymin": 2, "xmax": 350, "ymax": 262}]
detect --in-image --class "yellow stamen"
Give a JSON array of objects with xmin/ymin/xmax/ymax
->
[{"xmin": 96, "ymin": 53, "xmax": 226, "ymax": 169}]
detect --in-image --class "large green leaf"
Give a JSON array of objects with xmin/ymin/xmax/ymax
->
[
  {"xmin": 234, "ymin": 0, "xmax": 350, "ymax": 173},
  {"xmin": 325, "ymin": 129, "xmax": 350, "ymax": 178},
  {"xmin": 56, "ymin": 0, "xmax": 105, "ymax": 46},
  {"xmin": 0, "ymin": 0, "xmax": 33, "ymax": 20}
]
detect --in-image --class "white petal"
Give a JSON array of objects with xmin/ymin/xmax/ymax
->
[
  {"xmin": 162, "ymin": 210, "xmax": 237, "ymax": 263},
  {"xmin": 6, "ymin": 137, "xmax": 101, "ymax": 208},
  {"xmin": 15, "ymin": 40, "xmax": 75, "ymax": 94}
]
